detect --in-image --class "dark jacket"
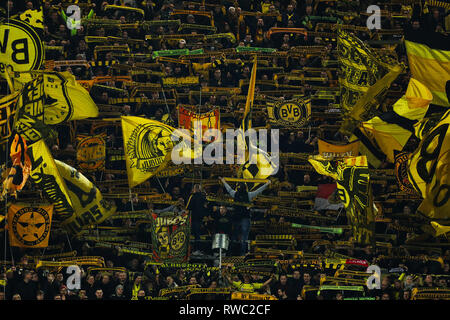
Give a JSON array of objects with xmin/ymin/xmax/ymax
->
[{"xmin": 15, "ymin": 280, "xmax": 38, "ymax": 300}]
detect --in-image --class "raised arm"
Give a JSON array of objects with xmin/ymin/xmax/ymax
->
[
  {"xmin": 248, "ymin": 180, "xmax": 271, "ymax": 201},
  {"xmin": 219, "ymin": 177, "xmax": 236, "ymax": 198}
]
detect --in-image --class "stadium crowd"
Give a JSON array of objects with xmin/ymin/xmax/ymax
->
[{"xmin": 0, "ymin": 0, "xmax": 449, "ymax": 300}]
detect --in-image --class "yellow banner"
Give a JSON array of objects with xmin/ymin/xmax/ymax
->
[
  {"xmin": 0, "ymin": 19, "xmax": 43, "ymax": 78},
  {"xmin": 76, "ymin": 134, "xmax": 106, "ymax": 171},
  {"xmin": 56, "ymin": 160, "xmax": 116, "ymax": 234},
  {"xmin": 7, "ymin": 203, "xmax": 53, "ymax": 248},
  {"xmin": 408, "ymin": 110, "xmax": 450, "ymax": 220}
]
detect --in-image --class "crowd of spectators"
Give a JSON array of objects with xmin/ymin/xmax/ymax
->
[{"xmin": 0, "ymin": 0, "xmax": 449, "ymax": 300}]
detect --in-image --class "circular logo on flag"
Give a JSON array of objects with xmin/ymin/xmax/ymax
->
[
  {"xmin": 127, "ymin": 123, "xmax": 175, "ymax": 172},
  {"xmin": 170, "ymin": 229, "xmax": 186, "ymax": 254},
  {"xmin": 394, "ymin": 152, "xmax": 416, "ymax": 194},
  {"xmin": 77, "ymin": 135, "xmax": 106, "ymax": 171},
  {"xmin": 11, "ymin": 207, "xmax": 50, "ymax": 246},
  {"xmin": 0, "ymin": 19, "xmax": 43, "ymax": 76}
]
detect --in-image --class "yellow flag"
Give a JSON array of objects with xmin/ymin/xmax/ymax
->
[
  {"xmin": 238, "ymin": 57, "xmax": 278, "ymax": 182},
  {"xmin": 239, "ymin": 56, "xmax": 257, "ymax": 149},
  {"xmin": 14, "ymin": 71, "xmax": 99, "ymax": 143},
  {"xmin": 309, "ymin": 155, "xmax": 374, "ymax": 245},
  {"xmin": 28, "ymin": 139, "xmax": 74, "ymax": 220},
  {"xmin": 56, "ymin": 160, "xmax": 116, "ymax": 234},
  {"xmin": 7, "ymin": 203, "xmax": 53, "ymax": 248},
  {"xmin": 19, "ymin": 8, "xmax": 44, "ymax": 29},
  {"xmin": 122, "ymin": 116, "xmax": 179, "ymax": 187},
  {"xmin": 431, "ymin": 221, "xmax": 450, "ymax": 237},
  {"xmin": 408, "ymin": 110, "xmax": 450, "ymax": 220},
  {"xmin": 0, "ymin": 91, "xmax": 20, "ymax": 147},
  {"xmin": 337, "ymin": 29, "xmax": 404, "ymax": 134},
  {"xmin": 355, "ymin": 78, "xmax": 432, "ymax": 164},
  {"xmin": 405, "ymin": 32, "xmax": 450, "ymax": 107},
  {"xmin": 0, "ymin": 19, "xmax": 44, "ymax": 79}
]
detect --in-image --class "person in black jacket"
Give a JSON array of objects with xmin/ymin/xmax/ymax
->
[
  {"xmin": 41, "ymin": 273, "xmax": 60, "ymax": 300},
  {"xmin": 15, "ymin": 270, "xmax": 37, "ymax": 300},
  {"xmin": 219, "ymin": 178, "xmax": 271, "ymax": 255},
  {"xmin": 186, "ymin": 184, "xmax": 207, "ymax": 254},
  {"xmin": 213, "ymin": 206, "xmax": 233, "ymax": 236},
  {"xmin": 82, "ymin": 275, "xmax": 97, "ymax": 300}
]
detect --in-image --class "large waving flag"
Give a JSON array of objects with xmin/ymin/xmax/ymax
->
[
  {"xmin": 27, "ymin": 139, "xmax": 115, "ymax": 234},
  {"xmin": 408, "ymin": 109, "xmax": 450, "ymax": 221},
  {"xmin": 28, "ymin": 139, "xmax": 74, "ymax": 220},
  {"xmin": 13, "ymin": 72, "xmax": 99, "ymax": 143},
  {"xmin": 309, "ymin": 155, "xmax": 375, "ymax": 245},
  {"xmin": 122, "ymin": 116, "xmax": 199, "ymax": 187},
  {"xmin": 337, "ymin": 29, "xmax": 404, "ymax": 134},
  {"xmin": 56, "ymin": 160, "xmax": 116, "ymax": 234},
  {"xmin": 405, "ymin": 31, "xmax": 450, "ymax": 107},
  {"xmin": 353, "ymin": 78, "xmax": 433, "ymax": 165}
]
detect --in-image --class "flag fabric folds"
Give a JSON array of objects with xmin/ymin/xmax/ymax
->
[
  {"xmin": 56, "ymin": 160, "xmax": 117, "ymax": 234},
  {"xmin": 408, "ymin": 109, "xmax": 450, "ymax": 221},
  {"xmin": 7, "ymin": 203, "xmax": 53, "ymax": 248},
  {"xmin": 309, "ymin": 155, "xmax": 375, "ymax": 245},
  {"xmin": 357, "ymin": 78, "xmax": 432, "ymax": 164},
  {"xmin": 14, "ymin": 71, "xmax": 99, "ymax": 143},
  {"xmin": 28, "ymin": 139, "xmax": 115, "ymax": 234},
  {"xmin": 405, "ymin": 31, "xmax": 450, "ymax": 107},
  {"xmin": 28, "ymin": 139, "xmax": 74, "ymax": 220},
  {"xmin": 122, "ymin": 116, "xmax": 180, "ymax": 187},
  {"xmin": 337, "ymin": 29, "xmax": 404, "ymax": 134}
]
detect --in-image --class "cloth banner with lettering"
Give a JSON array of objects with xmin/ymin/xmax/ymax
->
[
  {"xmin": 7, "ymin": 203, "xmax": 53, "ymax": 248},
  {"xmin": 337, "ymin": 29, "xmax": 403, "ymax": 134},
  {"xmin": 56, "ymin": 160, "xmax": 117, "ymax": 234},
  {"xmin": 76, "ymin": 134, "xmax": 106, "ymax": 172},
  {"xmin": 0, "ymin": 19, "xmax": 43, "ymax": 79},
  {"xmin": 266, "ymin": 98, "xmax": 311, "ymax": 128},
  {"xmin": 28, "ymin": 139, "xmax": 74, "ymax": 220},
  {"xmin": 178, "ymin": 106, "xmax": 220, "ymax": 142},
  {"xmin": 13, "ymin": 71, "xmax": 99, "ymax": 143},
  {"xmin": 150, "ymin": 211, "xmax": 191, "ymax": 263}
]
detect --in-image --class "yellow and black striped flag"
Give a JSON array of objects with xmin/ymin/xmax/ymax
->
[
  {"xmin": 353, "ymin": 78, "xmax": 433, "ymax": 166},
  {"xmin": 408, "ymin": 109, "xmax": 450, "ymax": 221},
  {"xmin": 405, "ymin": 31, "xmax": 450, "ymax": 107},
  {"xmin": 337, "ymin": 29, "xmax": 404, "ymax": 135}
]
